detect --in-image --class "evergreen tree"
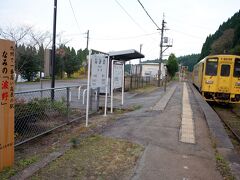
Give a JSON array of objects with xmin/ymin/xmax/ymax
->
[
  {"xmin": 199, "ymin": 10, "xmax": 240, "ymax": 59},
  {"xmin": 63, "ymin": 46, "xmax": 80, "ymax": 78},
  {"xmin": 19, "ymin": 46, "xmax": 40, "ymax": 81},
  {"xmin": 38, "ymin": 44, "xmax": 45, "ymax": 78}
]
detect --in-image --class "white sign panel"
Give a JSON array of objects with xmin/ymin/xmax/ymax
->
[
  {"xmin": 113, "ymin": 63, "xmax": 123, "ymax": 89},
  {"xmin": 91, "ymin": 54, "xmax": 108, "ymax": 88}
]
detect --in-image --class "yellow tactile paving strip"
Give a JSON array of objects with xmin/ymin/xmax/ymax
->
[{"xmin": 180, "ymin": 83, "xmax": 195, "ymax": 144}]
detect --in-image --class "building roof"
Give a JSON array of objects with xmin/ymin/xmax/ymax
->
[
  {"xmin": 109, "ymin": 49, "xmax": 144, "ymax": 61},
  {"xmin": 140, "ymin": 63, "xmax": 159, "ymax": 65}
]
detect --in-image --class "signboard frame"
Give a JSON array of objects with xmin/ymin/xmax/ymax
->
[
  {"xmin": 86, "ymin": 50, "xmax": 110, "ymax": 126},
  {"xmin": 110, "ymin": 60, "xmax": 124, "ymax": 113},
  {"xmin": 0, "ymin": 39, "xmax": 15, "ymax": 171}
]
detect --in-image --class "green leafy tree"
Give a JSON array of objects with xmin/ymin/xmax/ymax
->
[{"xmin": 166, "ymin": 53, "xmax": 178, "ymax": 79}]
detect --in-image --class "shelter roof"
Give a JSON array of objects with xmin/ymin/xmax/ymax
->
[{"xmin": 109, "ymin": 49, "xmax": 144, "ymax": 61}]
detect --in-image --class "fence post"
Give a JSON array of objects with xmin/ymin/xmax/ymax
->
[
  {"xmin": 124, "ymin": 76, "xmax": 126, "ymax": 91},
  {"xmin": 66, "ymin": 87, "xmax": 70, "ymax": 122},
  {"xmin": 78, "ymin": 86, "xmax": 81, "ymax": 100},
  {"xmin": 83, "ymin": 89, "xmax": 87, "ymax": 104},
  {"xmin": 69, "ymin": 89, "xmax": 72, "ymax": 102},
  {"xmin": 40, "ymin": 79, "xmax": 43, "ymax": 98},
  {"xmin": 89, "ymin": 88, "xmax": 93, "ymax": 111},
  {"xmin": 130, "ymin": 75, "xmax": 132, "ymax": 90}
]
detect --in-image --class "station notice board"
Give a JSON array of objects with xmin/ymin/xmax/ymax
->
[{"xmin": 0, "ymin": 39, "xmax": 15, "ymax": 171}]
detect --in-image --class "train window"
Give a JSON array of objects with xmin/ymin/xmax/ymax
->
[
  {"xmin": 220, "ymin": 64, "xmax": 230, "ymax": 76},
  {"xmin": 205, "ymin": 59, "xmax": 218, "ymax": 76},
  {"xmin": 234, "ymin": 58, "xmax": 240, "ymax": 77}
]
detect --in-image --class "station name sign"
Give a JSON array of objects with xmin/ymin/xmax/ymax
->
[{"xmin": 90, "ymin": 53, "xmax": 108, "ymax": 88}]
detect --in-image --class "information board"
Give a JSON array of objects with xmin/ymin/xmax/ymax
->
[
  {"xmin": 113, "ymin": 63, "xmax": 123, "ymax": 89},
  {"xmin": 0, "ymin": 39, "xmax": 15, "ymax": 171},
  {"xmin": 90, "ymin": 54, "xmax": 108, "ymax": 88}
]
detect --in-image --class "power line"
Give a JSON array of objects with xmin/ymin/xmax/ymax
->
[
  {"xmin": 136, "ymin": 0, "xmax": 160, "ymax": 30},
  {"xmin": 90, "ymin": 32, "xmax": 159, "ymax": 41},
  {"xmin": 171, "ymin": 29, "xmax": 204, "ymax": 40},
  {"xmin": 114, "ymin": 0, "xmax": 146, "ymax": 32},
  {"xmin": 69, "ymin": 0, "xmax": 82, "ymax": 33}
]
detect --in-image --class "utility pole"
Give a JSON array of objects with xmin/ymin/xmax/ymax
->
[
  {"xmin": 157, "ymin": 19, "xmax": 165, "ymax": 87},
  {"xmin": 139, "ymin": 44, "xmax": 143, "ymax": 64},
  {"xmin": 51, "ymin": 0, "xmax": 57, "ymax": 100},
  {"xmin": 139, "ymin": 44, "xmax": 143, "ymax": 78},
  {"xmin": 84, "ymin": 30, "xmax": 89, "ymax": 76},
  {"xmin": 157, "ymin": 16, "xmax": 171, "ymax": 87},
  {"xmin": 86, "ymin": 30, "xmax": 89, "ymax": 50}
]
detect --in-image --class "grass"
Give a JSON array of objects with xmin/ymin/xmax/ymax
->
[
  {"xmin": 132, "ymin": 85, "xmax": 158, "ymax": 94},
  {"xmin": 31, "ymin": 135, "xmax": 144, "ymax": 179},
  {"xmin": 215, "ymin": 153, "xmax": 235, "ymax": 180},
  {"xmin": 0, "ymin": 155, "xmax": 39, "ymax": 180}
]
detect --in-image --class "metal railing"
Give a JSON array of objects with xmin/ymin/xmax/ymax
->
[{"xmin": 14, "ymin": 85, "xmax": 99, "ymax": 146}]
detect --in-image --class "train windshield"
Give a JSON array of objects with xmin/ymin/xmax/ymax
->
[
  {"xmin": 205, "ymin": 58, "xmax": 218, "ymax": 76},
  {"xmin": 234, "ymin": 58, "xmax": 240, "ymax": 77},
  {"xmin": 220, "ymin": 64, "xmax": 230, "ymax": 76}
]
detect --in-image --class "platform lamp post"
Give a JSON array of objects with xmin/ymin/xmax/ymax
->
[{"xmin": 51, "ymin": 0, "xmax": 57, "ymax": 100}]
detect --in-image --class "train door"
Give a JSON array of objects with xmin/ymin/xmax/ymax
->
[
  {"xmin": 232, "ymin": 58, "xmax": 240, "ymax": 100},
  {"xmin": 217, "ymin": 63, "xmax": 231, "ymax": 93},
  {"xmin": 199, "ymin": 63, "xmax": 204, "ymax": 91}
]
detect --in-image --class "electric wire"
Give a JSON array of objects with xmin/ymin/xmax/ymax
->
[
  {"xmin": 114, "ymin": 0, "xmax": 146, "ymax": 32},
  {"xmin": 171, "ymin": 29, "xmax": 204, "ymax": 40},
  {"xmin": 89, "ymin": 32, "xmax": 158, "ymax": 41},
  {"xmin": 68, "ymin": 0, "xmax": 82, "ymax": 33},
  {"xmin": 136, "ymin": 0, "xmax": 160, "ymax": 30}
]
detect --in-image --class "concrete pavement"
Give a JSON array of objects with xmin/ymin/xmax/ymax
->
[{"xmin": 103, "ymin": 82, "xmax": 223, "ymax": 179}]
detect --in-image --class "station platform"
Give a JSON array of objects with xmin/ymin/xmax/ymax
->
[{"xmin": 103, "ymin": 81, "xmax": 240, "ymax": 179}]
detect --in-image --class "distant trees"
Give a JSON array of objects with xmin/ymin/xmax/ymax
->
[
  {"xmin": 55, "ymin": 45, "xmax": 88, "ymax": 78},
  {"xmin": 178, "ymin": 54, "xmax": 200, "ymax": 72},
  {"xmin": 166, "ymin": 53, "xmax": 178, "ymax": 79}
]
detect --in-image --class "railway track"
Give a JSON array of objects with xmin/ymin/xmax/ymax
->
[{"xmin": 212, "ymin": 103, "xmax": 240, "ymax": 143}]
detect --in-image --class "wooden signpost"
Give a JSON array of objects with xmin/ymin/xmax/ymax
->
[{"xmin": 0, "ymin": 39, "xmax": 15, "ymax": 172}]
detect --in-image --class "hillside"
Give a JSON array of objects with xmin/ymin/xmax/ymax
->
[{"xmin": 199, "ymin": 10, "xmax": 240, "ymax": 60}]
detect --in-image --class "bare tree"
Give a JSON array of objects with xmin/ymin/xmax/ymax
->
[
  {"xmin": 29, "ymin": 30, "xmax": 52, "ymax": 49},
  {"xmin": 0, "ymin": 25, "xmax": 71, "ymax": 81},
  {"xmin": 0, "ymin": 25, "xmax": 33, "ymax": 82},
  {"xmin": 0, "ymin": 25, "xmax": 32, "ymax": 45}
]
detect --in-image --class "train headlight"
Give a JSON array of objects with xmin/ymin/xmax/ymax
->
[
  {"xmin": 235, "ymin": 82, "xmax": 240, "ymax": 86},
  {"xmin": 206, "ymin": 80, "xmax": 213, "ymax": 84}
]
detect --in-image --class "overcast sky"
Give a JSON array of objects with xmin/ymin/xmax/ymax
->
[{"xmin": 1, "ymin": 0, "xmax": 240, "ymax": 63}]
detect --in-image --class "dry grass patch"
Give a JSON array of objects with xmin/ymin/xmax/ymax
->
[{"xmin": 31, "ymin": 135, "xmax": 143, "ymax": 180}]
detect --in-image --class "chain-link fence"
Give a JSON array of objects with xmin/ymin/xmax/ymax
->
[{"xmin": 15, "ymin": 85, "xmax": 100, "ymax": 146}]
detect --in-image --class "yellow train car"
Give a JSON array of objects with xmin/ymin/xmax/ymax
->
[{"xmin": 193, "ymin": 54, "xmax": 240, "ymax": 103}]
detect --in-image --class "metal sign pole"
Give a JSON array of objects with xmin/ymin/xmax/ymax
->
[
  {"xmin": 122, "ymin": 63, "xmax": 124, "ymax": 106},
  {"xmin": 104, "ymin": 55, "xmax": 110, "ymax": 116},
  {"xmin": 86, "ymin": 50, "xmax": 92, "ymax": 127},
  {"xmin": 110, "ymin": 60, "xmax": 114, "ymax": 113}
]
